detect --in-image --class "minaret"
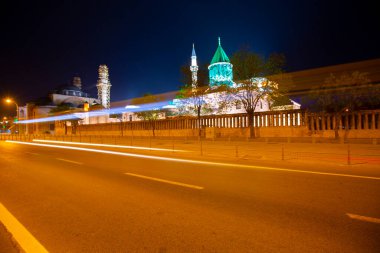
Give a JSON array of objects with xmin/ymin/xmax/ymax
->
[
  {"xmin": 190, "ymin": 43, "xmax": 198, "ymax": 88},
  {"xmin": 96, "ymin": 65, "xmax": 111, "ymax": 109}
]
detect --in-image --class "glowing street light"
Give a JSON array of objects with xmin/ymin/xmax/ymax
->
[{"xmin": 4, "ymin": 98, "xmax": 19, "ymax": 133}]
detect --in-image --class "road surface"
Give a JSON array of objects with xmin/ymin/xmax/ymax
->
[{"xmin": 0, "ymin": 140, "xmax": 379, "ymax": 252}]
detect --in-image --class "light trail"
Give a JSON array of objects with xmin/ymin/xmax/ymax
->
[
  {"xmin": 32, "ymin": 139, "xmax": 187, "ymax": 152},
  {"xmin": 17, "ymin": 100, "xmax": 174, "ymax": 124},
  {"xmin": 6, "ymin": 140, "xmax": 380, "ymax": 181}
]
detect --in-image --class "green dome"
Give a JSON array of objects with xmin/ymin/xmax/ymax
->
[{"xmin": 210, "ymin": 37, "xmax": 230, "ymax": 64}]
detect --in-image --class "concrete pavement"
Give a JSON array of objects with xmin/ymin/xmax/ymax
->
[{"xmin": 1, "ymin": 140, "xmax": 380, "ymax": 252}]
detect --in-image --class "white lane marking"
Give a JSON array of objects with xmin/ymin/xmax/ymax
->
[
  {"xmin": 125, "ymin": 173, "xmax": 204, "ymax": 190},
  {"xmin": 0, "ymin": 202, "xmax": 49, "ymax": 253},
  {"xmin": 33, "ymin": 139, "xmax": 187, "ymax": 152},
  {"xmin": 25, "ymin": 152, "xmax": 40, "ymax": 156},
  {"xmin": 55, "ymin": 158, "xmax": 83, "ymax": 165},
  {"xmin": 347, "ymin": 213, "xmax": 380, "ymax": 224},
  {"xmin": 6, "ymin": 140, "xmax": 380, "ymax": 181}
]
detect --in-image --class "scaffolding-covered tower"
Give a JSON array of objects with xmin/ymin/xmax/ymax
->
[{"xmin": 96, "ymin": 65, "xmax": 111, "ymax": 109}]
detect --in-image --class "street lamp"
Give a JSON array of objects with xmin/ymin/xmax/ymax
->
[{"xmin": 4, "ymin": 98, "xmax": 19, "ymax": 133}]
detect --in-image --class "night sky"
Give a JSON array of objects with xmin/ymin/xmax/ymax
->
[{"xmin": 1, "ymin": 0, "xmax": 379, "ymax": 116}]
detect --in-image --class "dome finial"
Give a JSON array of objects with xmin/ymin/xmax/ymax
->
[{"xmin": 218, "ymin": 37, "xmax": 221, "ymax": 46}]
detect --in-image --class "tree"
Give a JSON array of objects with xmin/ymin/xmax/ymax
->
[
  {"xmin": 230, "ymin": 48, "xmax": 288, "ymax": 138},
  {"xmin": 176, "ymin": 64, "xmax": 211, "ymax": 136},
  {"xmin": 130, "ymin": 93, "xmax": 162, "ymax": 137},
  {"xmin": 309, "ymin": 71, "xmax": 372, "ymax": 139}
]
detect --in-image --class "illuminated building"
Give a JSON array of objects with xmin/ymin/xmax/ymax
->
[
  {"xmin": 18, "ymin": 76, "xmax": 99, "ymax": 134},
  {"xmin": 208, "ymin": 37, "xmax": 233, "ymax": 87}
]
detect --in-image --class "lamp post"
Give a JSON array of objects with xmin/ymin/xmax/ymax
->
[{"xmin": 4, "ymin": 98, "xmax": 19, "ymax": 134}]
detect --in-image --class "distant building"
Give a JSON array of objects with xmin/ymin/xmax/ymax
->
[
  {"xmin": 170, "ymin": 38, "xmax": 300, "ymax": 117},
  {"xmin": 18, "ymin": 76, "xmax": 99, "ymax": 134},
  {"xmin": 50, "ymin": 78, "xmax": 98, "ymax": 107}
]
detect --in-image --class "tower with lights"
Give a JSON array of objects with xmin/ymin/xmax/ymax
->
[
  {"xmin": 190, "ymin": 43, "xmax": 198, "ymax": 88},
  {"xmin": 96, "ymin": 65, "xmax": 112, "ymax": 109},
  {"xmin": 208, "ymin": 37, "xmax": 233, "ymax": 87}
]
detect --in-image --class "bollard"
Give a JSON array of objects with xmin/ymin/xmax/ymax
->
[
  {"xmin": 347, "ymin": 144, "xmax": 351, "ymax": 165},
  {"xmin": 235, "ymin": 145, "xmax": 238, "ymax": 158},
  {"xmin": 281, "ymin": 144, "xmax": 284, "ymax": 160}
]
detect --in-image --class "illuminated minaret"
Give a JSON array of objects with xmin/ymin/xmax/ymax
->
[
  {"xmin": 96, "ymin": 65, "xmax": 111, "ymax": 109},
  {"xmin": 190, "ymin": 43, "xmax": 198, "ymax": 88}
]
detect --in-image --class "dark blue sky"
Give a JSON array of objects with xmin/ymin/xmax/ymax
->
[{"xmin": 1, "ymin": 0, "xmax": 379, "ymax": 114}]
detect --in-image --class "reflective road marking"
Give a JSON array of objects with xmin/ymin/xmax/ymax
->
[
  {"xmin": 6, "ymin": 140, "xmax": 380, "ymax": 181},
  {"xmin": 346, "ymin": 213, "xmax": 380, "ymax": 224},
  {"xmin": 55, "ymin": 158, "xmax": 83, "ymax": 165},
  {"xmin": 125, "ymin": 173, "xmax": 204, "ymax": 190},
  {"xmin": 25, "ymin": 152, "xmax": 40, "ymax": 156},
  {"xmin": 0, "ymin": 202, "xmax": 48, "ymax": 253}
]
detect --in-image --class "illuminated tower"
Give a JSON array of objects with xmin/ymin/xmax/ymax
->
[
  {"xmin": 96, "ymin": 65, "xmax": 112, "ymax": 109},
  {"xmin": 208, "ymin": 37, "xmax": 233, "ymax": 87},
  {"xmin": 190, "ymin": 43, "xmax": 198, "ymax": 88}
]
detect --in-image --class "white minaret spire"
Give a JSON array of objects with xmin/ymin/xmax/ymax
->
[
  {"xmin": 190, "ymin": 43, "xmax": 198, "ymax": 88},
  {"xmin": 96, "ymin": 65, "xmax": 112, "ymax": 109}
]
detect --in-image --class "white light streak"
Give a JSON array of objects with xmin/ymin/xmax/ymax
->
[
  {"xmin": 32, "ymin": 139, "xmax": 186, "ymax": 152},
  {"xmin": 6, "ymin": 140, "xmax": 380, "ymax": 180}
]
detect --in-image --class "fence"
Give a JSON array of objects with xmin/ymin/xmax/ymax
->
[
  {"xmin": 308, "ymin": 110, "xmax": 380, "ymax": 131},
  {"xmin": 75, "ymin": 110, "xmax": 306, "ymax": 133},
  {"xmin": 72, "ymin": 109, "xmax": 379, "ymax": 134}
]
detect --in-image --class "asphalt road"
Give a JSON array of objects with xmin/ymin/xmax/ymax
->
[{"xmin": 0, "ymin": 140, "xmax": 379, "ymax": 252}]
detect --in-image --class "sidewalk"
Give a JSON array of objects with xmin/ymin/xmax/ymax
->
[{"xmin": 23, "ymin": 136, "xmax": 380, "ymax": 171}]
